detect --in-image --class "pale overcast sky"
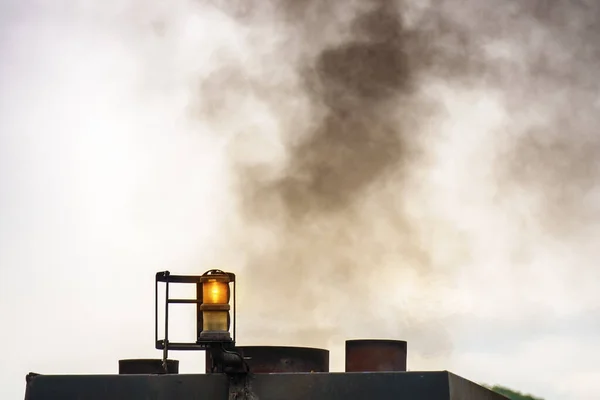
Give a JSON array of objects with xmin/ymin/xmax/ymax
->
[{"xmin": 1, "ymin": 1, "xmax": 600, "ymax": 400}]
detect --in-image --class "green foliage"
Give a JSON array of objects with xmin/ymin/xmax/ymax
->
[{"xmin": 484, "ymin": 384, "xmax": 544, "ymax": 400}]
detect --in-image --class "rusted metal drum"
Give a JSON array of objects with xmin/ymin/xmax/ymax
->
[
  {"xmin": 206, "ymin": 346, "xmax": 329, "ymax": 373},
  {"xmin": 118, "ymin": 359, "xmax": 179, "ymax": 374},
  {"xmin": 345, "ymin": 339, "xmax": 407, "ymax": 372}
]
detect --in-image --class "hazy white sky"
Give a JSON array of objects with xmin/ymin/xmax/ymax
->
[{"xmin": 1, "ymin": 1, "xmax": 600, "ymax": 400}]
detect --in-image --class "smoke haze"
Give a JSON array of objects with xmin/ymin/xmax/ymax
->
[{"xmin": 1, "ymin": 0, "xmax": 600, "ymax": 399}]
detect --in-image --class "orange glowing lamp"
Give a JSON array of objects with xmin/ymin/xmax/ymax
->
[
  {"xmin": 199, "ymin": 270, "xmax": 233, "ymax": 340},
  {"xmin": 202, "ymin": 279, "xmax": 230, "ymax": 305}
]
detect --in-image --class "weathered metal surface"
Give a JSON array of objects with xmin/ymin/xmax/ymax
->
[
  {"xmin": 25, "ymin": 371, "xmax": 508, "ymax": 400},
  {"xmin": 250, "ymin": 371, "xmax": 448, "ymax": 400},
  {"xmin": 206, "ymin": 346, "xmax": 329, "ymax": 373},
  {"xmin": 118, "ymin": 359, "xmax": 179, "ymax": 374},
  {"xmin": 25, "ymin": 373, "xmax": 228, "ymax": 400},
  {"xmin": 345, "ymin": 339, "xmax": 407, "ymax": 372}
]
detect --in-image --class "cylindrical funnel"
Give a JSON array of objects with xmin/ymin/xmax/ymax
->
[
  {"xmin": 118, "ymin": 359, "xmax": 179, "ymax": 374},
  {"xmin": 345, "ymin": 339, "xmax": 407, "ymax": 372},
  {"xmin": 206, "ymin": 346, "xmax": 329, "ymax": 373}
]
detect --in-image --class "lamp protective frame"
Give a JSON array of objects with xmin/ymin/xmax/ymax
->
[{"xmin": 154, "ymin": 269, "xmax": 236, "ymax": 358}]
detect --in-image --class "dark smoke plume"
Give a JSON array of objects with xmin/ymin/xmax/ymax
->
[
  {"xmin": 215, "ymin": 0, "xmax": 480, "ymax": 353},
  {"xmin": 192, "ymin": 0, "xmax": 600, "ymax": 361}
]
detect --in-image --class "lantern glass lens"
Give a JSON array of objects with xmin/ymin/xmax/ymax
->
[
  {"xmin": 202, "ymin": 280, "xmax": 230, "ymax": 304},
  {"xmin": 202, "ymin": 311, "xmax": 229, "ymax": 331}
]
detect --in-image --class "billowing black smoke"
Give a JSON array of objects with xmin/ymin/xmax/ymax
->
[
  {"xmin": 192, "ymin": 0, "xmax": 600, "ymax": 360},
  {"xmin": 218, "ymin": 0, "xmax": 481, "ymax": 352}
]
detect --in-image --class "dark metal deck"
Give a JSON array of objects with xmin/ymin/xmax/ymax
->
[{"xmin": 25, "ymin": 371, "xmax": 507, "ymax": 400}]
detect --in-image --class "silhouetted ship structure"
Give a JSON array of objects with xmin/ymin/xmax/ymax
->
[{"xmin": 25, "ymin": 270, "xmax": 507, "ymax": 399}]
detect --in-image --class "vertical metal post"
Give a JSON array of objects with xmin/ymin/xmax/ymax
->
[
  {"xmin": 196, "ymin": 282, "xmax": 203, "ymax": 341},
  {"xmin": 163, "ymin": 274, "xmax": 170, "ymax": 367},
  {"xmin": 233, "ymin": 280, "xmax": 236, "ymax": 343},
  {"xmin": 154, "ymin": 275, "xmax": 158, "ymax": 345}
]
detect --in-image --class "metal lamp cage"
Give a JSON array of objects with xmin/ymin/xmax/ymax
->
[{"xmin": 155, "ymin": 269, "xmax": 236, "ymax": 361}]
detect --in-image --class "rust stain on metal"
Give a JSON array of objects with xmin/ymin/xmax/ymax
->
[{"xmin": 345, "ymin": 339, "xmax": 407, "ymax": 372}]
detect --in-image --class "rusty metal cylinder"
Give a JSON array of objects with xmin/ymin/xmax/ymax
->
[
  {"xmin": 206, "ymin": 346, "xmax": 329, "ymax": 373},
  {"xmin": 118, "ymin": 359, "xmax": 179, "ymax": 374},
  {"xmin": 345, "ymin": 339, "xmax": 407, "ymax": 372}
]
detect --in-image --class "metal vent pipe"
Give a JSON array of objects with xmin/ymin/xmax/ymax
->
[{"xmin": 345, "ymin": 339, "xmax": 407, "ymax": 372}]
